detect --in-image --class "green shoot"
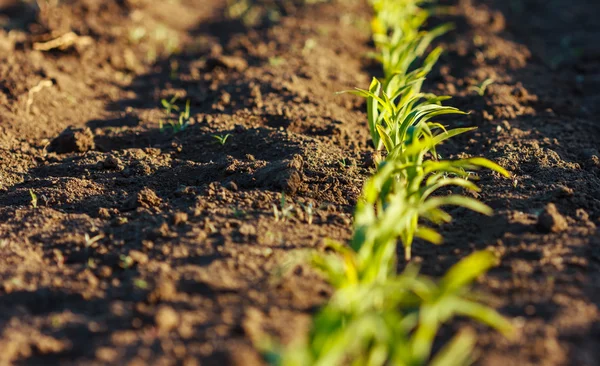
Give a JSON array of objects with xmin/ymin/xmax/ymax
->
[
  {"xmin": 468, "ymin": 78, "xmax": 495, "ymax": 96},
  {"xmin": 29, "ymin": 189, "xmax": 38, "ymax": 208},
  {"xmin": 273, "ymin": 193, "xmax": 294, "ymax": 222},
  {"xmin": 161, "ymin": 99, "xmax": 191, "ymax": 133},
  {"xmin": 212, "ymin": 133, "xmax": 232, "ymax": 145},
  {"xmin": 270, "ymin": 251, "xmax": 513, "ymax": 366},
  {"xmin": 300, "ymin": 202, "xmax": 314, "ymax": 225},
  {"xmin": 161, "ymin": 95, "xmax": 179, "ymax": 115},
  {"xmin": 340, "ymin": 77, "xmax": 469, "ymax": 154}
]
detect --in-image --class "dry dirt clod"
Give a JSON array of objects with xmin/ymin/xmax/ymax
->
[
  {"xmin": 205, "ymin": 55, "xmax": 248, "ymax": 72},
  {"xmin": 48, "ymin": 127, "xmax": 95, "ymax": 154},
  {"xmin": 134, "ymin": 188, "xmax": 162, "ymax": 209},
  {"xmin": 238, "ymin": 223, "xmax": 256, "ymax": 237},
  {"xmin": 155, "ymin": 306, "xmax": 179, "ymax": 333},
  {"xmin": 537, "ymin": 203, "xmax": 569, "ymax": 233},
  {"xmin": 102, "ymin": 155, "xmax": 122, "ymax": 170},
  {"xmin": 173, "ymin": 212, "xmax": 188, "ymax": 226}
]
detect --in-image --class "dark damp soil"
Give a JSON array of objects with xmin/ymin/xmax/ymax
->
[{"xmin": 0, "ymin": 0, "xmax": 599, "ymax": 365}]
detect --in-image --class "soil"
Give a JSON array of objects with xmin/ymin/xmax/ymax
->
[{"xmin": 0, "ymin": 0, "xmax": 599, "ymax": 365}]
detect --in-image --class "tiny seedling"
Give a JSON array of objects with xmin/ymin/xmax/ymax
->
[
  {"xmin": 161, "ymin": 99, "xmax": 191, "ymax": 133},
  {"xmin": 161, "ymin": 95, "xmax": 179, "ymax": 115},
  {"xmin": 273, "ymin": 193, "xmax": 294, "ymax": 222},
  {"xmin": 84, "ymin": 233, "xmax": 104, "ymax": 248},
  {"xmin": 133, "ymin": 279, "xmax": 149, "ymax": 289},
  {"xmin": 119, "ymin": 255, "xmax": 134, "ymax": 269},
  {"xmin": 300, "ymin": 202, "xmax": 314, "ymax": 225},
  {"xmin": 29, "ymin": 189, "xmax": 38, "ymax": 208},
  {"xmin": 469, "ymin": 78, "xmax": 495, "ymax": 96},
  {"xmin": 269, "ymin": 57, "xmax": 285, "ymax": 66},
  {"xmin": 212, "ymin": 133, "xmax": 232, "ymax": 145}
]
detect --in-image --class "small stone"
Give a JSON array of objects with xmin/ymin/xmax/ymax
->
[
  {"xmin": 155, "ymin": 306, "xmax": 179, "ymax": 332},
  {"xmin": 537, "ymin": 203, "xmax": 568, "ymax": 233},
  {"xmin": 205, "ymin": 55, "xmax": 248, "ymax": 72},
  {"xmin": 102, "ymin": 155, "xmax": 122, "ymax": 170},
  {"xmin": 227, "ymin": 181, "xmax": 238, "ymax": 191},
  {"xmin": 148, "ymin": 280, "xmax": 177, "ymax": 303},
  {"xmin": 135, "ymin": 188, "xmax": 162, "ymax": 209},
  {"xmin": 49, "ymin": 127, "xmax": 95, "ymax": 154}
]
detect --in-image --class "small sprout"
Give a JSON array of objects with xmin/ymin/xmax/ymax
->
[
  {"xmin": 161, "ymin": 99, "xmax": 191, "ymax": 133},
  {"xmin": 269, "ymin": 56, "xmax": 285, "ymax": 66},
  {"xmin": 119, "ymin": 255, "xmax": 134, "ymax": 269},
  {"xmin": 303, "ymin": 38, "xmax": 317, "ymax": 55},
  {"xmin": 301, "ymin": 202, "xmax": 314, "ymax": 225},
  {"xmin": 29, "ymin": 189, "xmax": 38, "ymax": 208},
  {"xmin": 161, "ymin": 95, "xmax": 179, "ymax": 115},
  {"xmin": 133, "ymin": 279, "xmax": 149, "ymax": 289},
  {"xmin": 51, "ymin": 315, "xmax": 63, "ymax": 328},
  {"xmin": 84, "ymin": 233, "xmax": 104, "ymax": 248},
  {"xmin": 469, "ymin": 78, "xmax": 495, "ymax": 96},
  {"xmin": 87, "ymin": 258, "xmax": 97, "ymax": 269},
  {"xmin": 212, "ymin": 133, "xmax": 231, "ymax": 145},
  {"xmin": 273, "ymin": 193, "xmax": 294, "ymax": 222}
]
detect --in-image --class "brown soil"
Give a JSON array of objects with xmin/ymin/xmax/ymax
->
[{"xmin": 1, "ymin": 0, "xmax": 599, "ymax": 365}]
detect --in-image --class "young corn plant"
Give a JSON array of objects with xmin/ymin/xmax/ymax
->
[
  {"xmin": 160, "ymin": 99, "xmax": 191, "ymax": 133},
  {"xmin": 381, "ymin": 132, "xmax": 510, "ymax": 260},
  {"xmin": 340, "ymin": 77, "xmax": 469, "ymax": 154},
  {"xmin": 369, "ymin": 0, "xmax": 452, "ymax": 93},
  {"xmin": 267, "ymin": 251, "xmax": 513, "ymax": 366}
]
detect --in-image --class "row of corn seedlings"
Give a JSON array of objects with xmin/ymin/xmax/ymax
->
[{"xmin": 265, "ymin": 0, "xmax": 513, "ymax": 364}]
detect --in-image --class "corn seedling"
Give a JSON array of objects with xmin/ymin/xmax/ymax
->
[
  {"xmin": 268, "ymin": 251, "xmax": 513, "ymax": 366},
  {"xmin": 300, "ymin": 202, "xmax": 314, "ymax": 225},
  {"xmin": 29, "ymin": 189, "xmax": 38, "ymax": 208},
  {"xmin": 340, "ymin": 77, "xmax": 468, "ymax": 154},
  {"xmin": 84, "ymin": 233, "xmax": 104, "ymax": 248},
  {"xmin": 212, "ymin": 133, "xmax": 232, "ymax": 145},
  {"xmin": 161, "ymin": 95, "xmax": 179, "ymax": 115},
  {"xmin": 161, "ymin": 99, "xmax": 191, "ymax": 133},
  {"xmin": 273, "ymin": 192, "xmax": 295, "ymax": 222},
  {"xmin": 384, "ymin": 132, "xmax": 509, "ymax": 260},
  {"xmin": 468, "ymin": 78, "xmax": 495, "ymax": 96}
]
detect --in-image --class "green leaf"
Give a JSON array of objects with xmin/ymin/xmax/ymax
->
[
  {"xmin": 430, "ymin": 329, "xmax": 476, "ymax": 366},
  {"xmin": 415, "ymin": 226, "xmax": 443, "ymax": 245},
  {"xmin": 463, "ymin": 157, "xmax": 511, "ymax": 177},
  {"xmin": 376, "ymin": 124, "xmax": 395, "ymax": 153},
  {"xmin": 440, "ymin": 250, "xmax": 498, "ymax": 293}
]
